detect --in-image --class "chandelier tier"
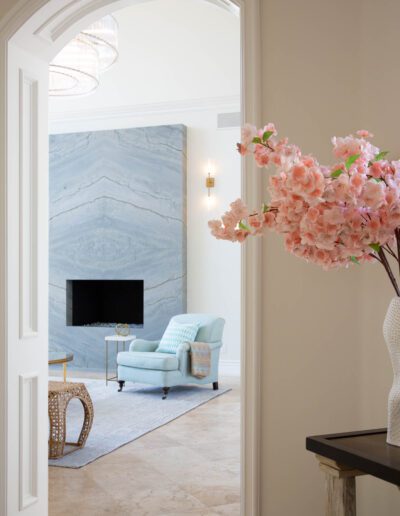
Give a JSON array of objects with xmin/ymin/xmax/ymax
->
[
  {"xmin": 49, "ymin": 38, "xmax": 99, "ymax": 96},
  {"xmin": 81, "ymin": 15, "xmax": 119, "ymax": 72},
  {"xmin": 49, "ymin": 15, "xmax": 118, "ymax": 97}
]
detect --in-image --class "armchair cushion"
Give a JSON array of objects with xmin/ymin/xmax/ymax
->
[
  {"xmin": 117, "ymin": 351, "xmax": 179, "ymax": 371},
  {"xmin": 156, "ymin": 320, "xmax": 199, "ymax": 354}
]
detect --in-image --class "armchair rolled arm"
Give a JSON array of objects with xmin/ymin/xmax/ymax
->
[
  {"xmin": 176, "ymin": 342, "xmax": 190, "ymax": 354},
  {"xmin": 129, "ymin": 339, "xmax": 160, "ymax": 352},
  {"xmin": 176, "ymin": 342, "xmax": 190, "ymax": 375}
]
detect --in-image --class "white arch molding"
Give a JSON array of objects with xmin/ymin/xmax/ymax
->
[{"xmin": 0, "ymin": 1, "xmax": 262, "ymax": 514}]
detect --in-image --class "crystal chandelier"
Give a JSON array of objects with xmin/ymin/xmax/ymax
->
[
  {"xmin": 49, "ymin": 15, "xmax": 118, "ymax": 97},
  {"xmin": 81, "ymin": 15, "xmax": 119, "ymax": 73}
]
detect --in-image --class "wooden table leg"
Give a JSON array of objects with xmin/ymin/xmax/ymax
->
[
  {"xmin": 315, "ymin": 455, "xmax": 365, "ymax": 516},
  {"xmin": 325, "ymin": 472, "xmax": 355, "ymax": 516},
  {"xmin": 63, "ymin": 362, "xmax": 67, "ymax": 382}
]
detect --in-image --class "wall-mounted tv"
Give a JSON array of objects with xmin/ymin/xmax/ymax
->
[{"xmin": 66, "ymin": 279, "xmax": 144, "ymax": 327}]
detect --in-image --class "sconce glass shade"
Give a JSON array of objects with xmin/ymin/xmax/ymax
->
[{"xmin": 49, "ymin": 15, "xmax": 118, "ymax": 97}]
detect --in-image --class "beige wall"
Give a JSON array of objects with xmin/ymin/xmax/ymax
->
[
  {"xmin": 357, "ymin": 1, "xmax": 400, "ymax": 513},
  {"xmin": 260, "ymin": 0, "xmax": 400, "ymax": 514},
  {"xmin": 0, "ymin": 0, "xmax": 15, "ymax": 18}
]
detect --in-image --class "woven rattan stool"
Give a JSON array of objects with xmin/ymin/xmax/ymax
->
[{"xmin": 48, "ymin": 381, "xmax": 94, "ymax": 459}]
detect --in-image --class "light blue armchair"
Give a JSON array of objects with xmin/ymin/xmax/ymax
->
[{"xmin": 116, "ymin": 314, "xmax": 225, "ymax": 399}]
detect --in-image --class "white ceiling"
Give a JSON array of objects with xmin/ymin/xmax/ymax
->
[{"xmin": 49, "ymin": 0, "xmax": 240, "ymax": 115}]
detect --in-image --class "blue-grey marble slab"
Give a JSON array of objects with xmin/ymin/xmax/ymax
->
[{"xmin": 49, "ymin": 125, "xmax": 187, "ymax": 370}]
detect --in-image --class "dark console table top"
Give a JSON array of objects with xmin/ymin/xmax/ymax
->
[{"xmin": 306, "ymin": 428, "xmax": 400, "ymax": 486}]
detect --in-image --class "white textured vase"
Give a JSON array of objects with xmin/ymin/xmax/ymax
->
[{"xmin": 383, "ymin": 297, "xmax": 400, "ymax": 446}]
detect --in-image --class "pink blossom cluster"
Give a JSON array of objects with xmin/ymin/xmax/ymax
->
[{"xmin": 209, "ymin": 124, "xmax": 400, "ymax": 269}]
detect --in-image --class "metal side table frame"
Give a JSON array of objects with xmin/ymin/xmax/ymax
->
[{"xmin": 104, "ymin": 335, "xmax": 136, "ymax": 385}]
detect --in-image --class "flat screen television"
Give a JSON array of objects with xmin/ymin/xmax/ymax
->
[{"xmin": 66, "ymin": 279, "xmax": 144, "ymax": 327}]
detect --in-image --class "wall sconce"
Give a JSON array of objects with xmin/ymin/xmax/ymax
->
[
  {"xmin": 205, "ymin": 171, "xmax": 215, "ymax": 197},
  {"xmin": 204, "ymin": 162, "xmax": 216, "ymax": 210}
]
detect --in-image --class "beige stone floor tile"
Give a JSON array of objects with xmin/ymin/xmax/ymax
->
[
  {"xmin": 49, "ymin": 376, "xmax": 240, "ymax": 516},
  {"xmin": 213, "ymin": 456, "xmax": 241, "ymax": 476},
  {"xmin": 181, "ymin": 484, "xmax": 240, "ymax": 508},
  {"xmin": 89, "ymin": 458, "xmax": 175, "ymax": 497},
  {"xmin": 49, "ymin": 479, "xmax": 129, "ymax": 516},
  {"xmin": 124, "ymin": 431, "xmax": 181, "ymax": 451},
  {"xmin": 186, "ymin": 438, "xmax": 239, "ymax": 462},
  {"xmin": 160, "ymin": 424, "xmax": 238, "ymax": 447},
  {"xmin": 162, "ymin": 509, "xmax": 219, "ymax": 516},
  {"xmin": 50, "ymin": 500, "xmax": 131, "ymax": 516},
  {"xmin": 212, "ymin": 502, "xmax": 241, "ymax": 515},
  {"xmin": 115, "ymin": 486, "xmax": 206, "ymax": 515},
  {"xmin": 48, "ymin": 469, "xmax": 97, "ymax": 503},
  {"xmin": 124, "ymin": 446, "xmax": 239, "ymax": 490},
  {"xmin": 125, "ymin": 444, "xmax": 210, "ymax": 471}
]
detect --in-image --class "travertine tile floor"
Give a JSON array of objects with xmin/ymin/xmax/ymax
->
[{"xmin": 49, "ymin": 374, "xmax": 240, "ymax": 516}]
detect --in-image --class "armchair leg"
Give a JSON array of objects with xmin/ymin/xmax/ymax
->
[
  {"xmin": 118, "ymin": 381, "xmax": 125, "ymax": 392},
  {"xmin": 162, "ymin": 387, "xmax": 170, "ymax": 400},
  {"xmin": 213, "ymin": 381, "xmax": 219, "ymax": 391}
]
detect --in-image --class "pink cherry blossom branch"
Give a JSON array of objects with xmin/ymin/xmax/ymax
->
[
  {"xmin": 396, "ymin": 228, "xmax": 400, "ymax": 278},
  {"xmin": 383, "ymin": 244, "xmax": 398, "ymax": 262},
  {"xmin": 377, "ymin": 247, "xmax": 400, "ymax": 296},
  {"xmin": 211, "ymin": 123, "xmax": 400, "ymax": 285}
]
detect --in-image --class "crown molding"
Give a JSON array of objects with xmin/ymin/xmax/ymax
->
[{"xmin": 49, "ymin": 94, "xmax": 241, "ymax": 127}]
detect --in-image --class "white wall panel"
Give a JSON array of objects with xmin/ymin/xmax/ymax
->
[
  {"xmin": 19, "ymin": 373, "xmax": 39, "ymax": 510},
  {"xmin": 19, "ymin": 70, "xmax": 39, "ymax": 339}
]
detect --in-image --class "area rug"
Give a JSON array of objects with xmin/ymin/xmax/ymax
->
[{"xmin": 48, "ymin": 379, "xmax": 230, "ymax": 468}]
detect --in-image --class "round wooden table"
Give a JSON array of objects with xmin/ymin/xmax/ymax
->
[{"xmin": 48, "ymin": 352, "xmax": 73, "ymax": 382}]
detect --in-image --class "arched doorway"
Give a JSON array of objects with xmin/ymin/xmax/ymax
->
[{"xmin": 0, "ymin": 1, "xmax": 262, "ymax": 514}]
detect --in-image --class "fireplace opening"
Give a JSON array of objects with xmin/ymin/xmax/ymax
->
[{"xmin": 66, "ymin": 279, "xmax": 144, "ymax": 327}]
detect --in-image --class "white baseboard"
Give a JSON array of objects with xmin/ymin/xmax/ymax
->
[{"xmin": 219, "ymin": 359, "xmax": 240, "ymax": 377}]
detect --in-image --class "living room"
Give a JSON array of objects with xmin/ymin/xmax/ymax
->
[
  {"xmin": 47, "ymin": 1, "xmax": 241, "ymax": 514},
  {"xmin": 8, "ymin": 1, "xmax": 400, "ymax": 516}
]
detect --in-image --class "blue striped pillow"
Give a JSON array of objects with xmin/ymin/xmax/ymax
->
[{"xmin": 156, "ymin": 320, "xmax": 199, "ymax": 354}]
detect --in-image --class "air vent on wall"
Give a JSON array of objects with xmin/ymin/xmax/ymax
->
[{"xmin": 217, "ymin": 112, "xmax": 241, "ymax": 129}]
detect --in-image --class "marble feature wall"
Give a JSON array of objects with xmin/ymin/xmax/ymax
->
[{"xmin": 49, "ymin": 125, "xmax": 187, "ymax": 370}]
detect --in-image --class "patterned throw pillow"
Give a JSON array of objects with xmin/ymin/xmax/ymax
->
[{"xmin": 156, "ymin": 320, "xmax": 199, "ymax": 354}]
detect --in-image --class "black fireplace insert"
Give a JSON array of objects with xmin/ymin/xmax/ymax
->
[{"xmin": 66, "ymin": 279, "xmax": 144, "ymax": 327}]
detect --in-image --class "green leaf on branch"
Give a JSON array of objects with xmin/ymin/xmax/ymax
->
[
  {"xmin": 252, "ymin": 137, "xmax": 262, "ymax": 144},
  {"xmin": 262, "ymin": 130, "xmax": 274, "ymax": 142},
  {"xmin": 368, "ymin": 151, "xmax": 389, "ymax": 167},
  {"xmin": 350, "ymin": 256, "xmax": 360, "ymax": 265},
  {"xmin": 262, "ymin": 203, "xmax": 270, "ymax": 213},
  {"xmin": 239, "ymin": 220, "xmax": 251, "ymax": 232},
  {"xmin": 331, "ymin": 168, "xmax": 344, "ymax": 178},
  {"xmin": 345, "ymin": 153, "xmax": 361, "ymax": 170},
  {"xmin": 369, "ymin": 243, "xmax": 381, "ymax": 253}
]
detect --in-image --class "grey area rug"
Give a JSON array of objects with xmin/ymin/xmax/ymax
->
[{"xmin": 49, "ymin": 378, "xmax": 230, "ymax": 468}]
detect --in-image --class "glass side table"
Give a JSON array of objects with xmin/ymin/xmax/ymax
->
[
  {"xmin": 104, "ymin": 335, "xmax": 136, "ymax": 385},
  {"xmin": 48, "ymin": 351, "xmax": 74, "ymax": 382}
]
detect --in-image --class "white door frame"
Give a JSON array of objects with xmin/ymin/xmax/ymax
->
[{"xmin": 0, "ymin": 1, "xmax": 263, "ymax": 514}]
